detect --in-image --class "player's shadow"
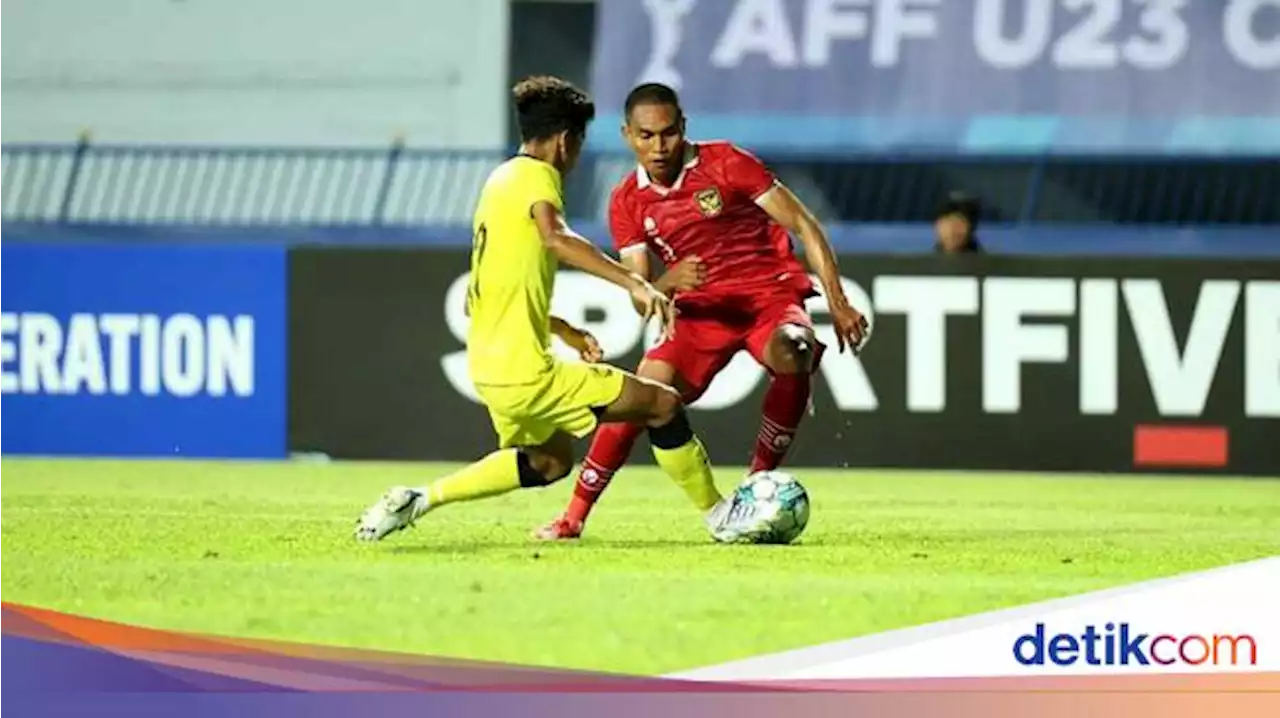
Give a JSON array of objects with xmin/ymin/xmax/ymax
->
[
  {"xmin": 387, "ymin": 538, "xmax": 729, "ymax": 555},
  {"xmin": 387, "ymin": 538, "xmax": 814, "ymax": 555}
]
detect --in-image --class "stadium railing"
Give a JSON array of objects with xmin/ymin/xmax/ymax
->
[
  {"xmin": 2, "ymin": 139, "xmax": 496, "ymax": 227},
  {"xmin": 4, "ymin": 139, "xmax": 1278, "ymax": 227}
]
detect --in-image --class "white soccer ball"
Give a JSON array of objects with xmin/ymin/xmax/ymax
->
[{"xmin": 732, "ymin": 471, "xmax": 811, "ymax": 545}]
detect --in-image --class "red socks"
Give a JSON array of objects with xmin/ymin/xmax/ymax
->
[
  {"xmin": 565, "ymin": 372, "xmax": 811, "ymax": 525},
  {"xmin": 565, "ymin": 421, "xmax": 644, "ymax": 524},
  {"xmin": 749, "ymin": 372, "xmax": 810, "ymax": 473}
]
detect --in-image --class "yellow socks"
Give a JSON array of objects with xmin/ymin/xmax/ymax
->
[
  {"xmin": 419, "ymin": 413, "xmax": 720, "ymax": 516},
  {"xmin": 649, "ymin": 415, "xmax": 722, "ymax": 511},
  {"xmin": 423, "ymin": 448, "xmax": 523, "ymax": 507}
]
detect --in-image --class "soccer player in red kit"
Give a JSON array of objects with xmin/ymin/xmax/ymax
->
[{"xmin": 534, "ymin": 83, "xmax": 869, "ymax": 540}]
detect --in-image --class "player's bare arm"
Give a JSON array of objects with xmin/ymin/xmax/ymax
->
[
  {"xmin": 617, "ymin": 250, "xmax": 655, "ymax": 315},
  {"xmin": 756, "ymin": 183, "xmax": 870, "ymax": 354},
  {"xmin": 550, "ymin": 316, "xmax": 603, "ymax": 362},
  {"xmin": 532, "ymin": 201, "xmax": 677, "ymax": 338}
]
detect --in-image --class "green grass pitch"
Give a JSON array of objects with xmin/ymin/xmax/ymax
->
[{"xmin": 3, "ymin": 458, "xmax": 1278, "ymax": 675}]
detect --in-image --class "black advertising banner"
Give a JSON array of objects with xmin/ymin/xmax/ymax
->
[{"xmin": 288, "ymin": 249, "xmax": 1280, "ymax": 476}]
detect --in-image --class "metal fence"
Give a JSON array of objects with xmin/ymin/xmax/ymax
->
[
  {"xmin": 3, "ymin": 139, "xmax": 1277, "ymax": 226},
  {"xmin": 793, "ymin": 156, "xmax": 1280, "ymax": 225},
  {"xmin": 1, "ymin": 141, "xmax": 503, "ymax": 226}
]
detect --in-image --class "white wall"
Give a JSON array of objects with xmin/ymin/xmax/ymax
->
[{"xmin": 1, "ymin": 0, "xmax": 510, "ymax": 148}]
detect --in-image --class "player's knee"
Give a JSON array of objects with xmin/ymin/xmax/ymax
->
[
  {"xmin": 646, "ymin": 385, "xmax": 696, "ymax": 449},
  {"xmin": 518, "ymin": 449, "xmax": 573, "ymax": 486},
  {"xmin": 541, "ymin": 456, "xmax": 573, "ymax": 482},
  {"xmin": 773, "ymin": 326, "xmax": 815, "ymax": 374},
  {"xmin": 648, "ymin": 384, "xmax": 684, "ymax": 427}
]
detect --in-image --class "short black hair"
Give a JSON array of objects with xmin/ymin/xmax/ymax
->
[
  {"xmin": 512, "ymin": 76, "xmax": 595, "ymax": 143},
  {"xmin": 624, "ymin": 83, "xmax": 682, "ymax": 118},
  {"xmin": 935, "ymin": 191, "xmax": 982, "ymax": 227}
]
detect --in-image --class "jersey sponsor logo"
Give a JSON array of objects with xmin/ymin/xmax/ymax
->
[{"xmin": 694, "ymin": 187, "xmax": 724, "ymax": 217}]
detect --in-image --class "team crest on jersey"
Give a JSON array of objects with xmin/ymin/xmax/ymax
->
[{"xmin": 694, "ymin": 187, "xmax": 723, "ymax": 217}]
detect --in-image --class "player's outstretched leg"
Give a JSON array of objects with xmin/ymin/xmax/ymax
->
[
  {"xmin": 535, "ymin": 360, "xmax": 684, "ymax": 541},
  {"xmin": 355, "ymin": 433, "xmax": 574, "ymax": 541},
  {"xmin": 750, "ymin": 323, "xmax": 820, "ymax": 473},
  {"xmin": 595, "ymin": 374, "xmax": 768, "ymax": 543}
]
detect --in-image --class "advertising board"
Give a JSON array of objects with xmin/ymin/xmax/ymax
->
[
  {"xmin": 1, "ymin": 243, "xmax": 288, "ymax": 458},
  {"xmin": 288, "ymin": 249, "xmax": 1279, "ymax": 475},
  {"xmin": 591, "ymin": 0, "xmax": 1280, "ymax": 154}
]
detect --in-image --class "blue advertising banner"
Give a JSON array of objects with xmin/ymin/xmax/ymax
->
[
  {"xmin": 1, "ymin": 243, "xmax": 287, "ymax": 458},
  {"xmin": 591, "ymin": 0, "xmax": 1280, "ymax": 154}
]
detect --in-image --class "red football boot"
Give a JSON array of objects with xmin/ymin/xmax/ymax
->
[{"xmin": 532, "ymin": 515, "xmax": 584, "ymax": 541}]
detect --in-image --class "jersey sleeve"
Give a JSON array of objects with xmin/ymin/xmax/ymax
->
[
  {"xmin": 721, "ymin": 144, "xmax": 778, "ymax": 202},
  {"xmin": 609, "ymin": 188, "xmax": 647, "ymax": 256},
  {"xmin": 524, "ymin": 161, "xmax": 565, "ymax": 216}
]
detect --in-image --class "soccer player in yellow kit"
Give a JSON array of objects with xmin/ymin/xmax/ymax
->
[{"xmin": 355, "ymin": 76, "xmax": 765, "ymax": 543}]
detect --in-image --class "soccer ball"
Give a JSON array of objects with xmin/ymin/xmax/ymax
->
[{"xmin": 732, "ymin": 471, "xmax": 811, "ymax": 545}]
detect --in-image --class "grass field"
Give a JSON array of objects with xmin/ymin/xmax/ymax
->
[{"xmin": 3, "ymin": 458, "xmax": 1278, "ymax": 675}]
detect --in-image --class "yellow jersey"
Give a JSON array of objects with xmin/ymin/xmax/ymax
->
[{"xmin": 466, "ymin": 156, "xmax": 563, "ymax": 386}]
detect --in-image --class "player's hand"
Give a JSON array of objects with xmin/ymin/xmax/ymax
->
[
  {"xmin": 552, "ymin": 321, "xmax": 604, "ymax": 363},
  {"xmin": 572, "ymin": 331, "xmax": 604, "ymax": 363},
  {"xmin": 630, "ymin": 281, "xmax": 677, "ymax": 341},
  {"xmin": 830, "ymin": 298, "xmax": 870, "ymax": 355},
  {"xmin": 658, "ymin": 255, "xmax": 705, "ymax": 293}
]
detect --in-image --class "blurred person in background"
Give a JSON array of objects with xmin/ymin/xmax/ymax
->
[{"xmin": 933, "ymin": 191, "xmax": 983, "ymax": 254}]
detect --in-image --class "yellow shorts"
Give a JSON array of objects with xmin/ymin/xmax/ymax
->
[{"xmin": 475, "ymin": 361, "xmax": 627, "ymax": 449}]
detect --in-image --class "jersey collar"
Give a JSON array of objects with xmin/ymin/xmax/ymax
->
[{"xmin": 635, "ymin": 143, "xmax": 699, "ymax": 196}]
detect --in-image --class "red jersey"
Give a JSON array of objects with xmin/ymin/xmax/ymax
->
[{"xmin": 608, "ymin": 141, "xmax": 815, "ymax": 310}]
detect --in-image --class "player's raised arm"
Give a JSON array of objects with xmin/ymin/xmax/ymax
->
[
  {"xmin": 532, "ymin": 201, "xmax": 676, "ymax": 337},
  {"xmin": 755, "ymin": 181, "xmax": 869, "ymax": 354}
]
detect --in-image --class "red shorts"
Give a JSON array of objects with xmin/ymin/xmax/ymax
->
[{"xmin": 644, "ymin": 291, "xmax": 824, "ymax": 402}]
